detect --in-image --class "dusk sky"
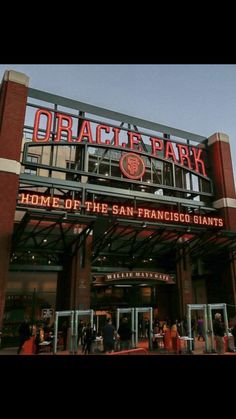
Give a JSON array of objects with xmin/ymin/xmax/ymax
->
[{"xmin": 1, "ymin": 64, "xmax": 236, "ymax": 181}]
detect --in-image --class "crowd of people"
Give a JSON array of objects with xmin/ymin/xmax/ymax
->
[
  {"xmin": 17, "ymin": 318, "xmax": 54, "ymax": 354},
  {"xmin": 16, "ymin": 311, "xmax": 236, "ymax": 355},
  {"xmin": 76, "ymin": 316, "xmax": 133, "ymax": 354}
]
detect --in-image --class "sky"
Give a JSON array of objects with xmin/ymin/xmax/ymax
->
[{"xmin": 1, "ymin": 64, "xmax": 236, "ymax": 181}]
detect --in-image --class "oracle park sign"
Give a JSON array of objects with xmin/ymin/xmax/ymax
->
[
  {"xmin": 19, "ymin": 99, "xmax": 221, "ymax": 231},
  {"xmin": 33, "ymin": 109, "xmax": 207, "ymax": 178}
]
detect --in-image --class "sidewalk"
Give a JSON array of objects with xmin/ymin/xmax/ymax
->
[
  {"xmin": 1, "ymin": 338, "xmax": 235, "ymax": 355},
  {"xmin": 0, "ymin": 347, "xmax": 18, "ymax": 355}
]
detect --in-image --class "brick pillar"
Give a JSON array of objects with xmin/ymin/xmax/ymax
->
[
  {"xmin": 208, "ymin": 133, "xmax": 236, "ymax": 308},
  {"xmin": 176, "ymin": 245, "xmax": 193, "ymax": 318},
  {"xmin": 0, "ymin": 70, "xmax": 29, "ymax": 329},
  {"xmin": 70, "ymin": 235, "xmax": 92, "ymax": 310},
  {"xmin": 56, "ymin": 255, "xmax": 72, "ymax": 311},
  {"xmin": 208, "ymin": 133, "xmax": 236, "ymax": 230}
]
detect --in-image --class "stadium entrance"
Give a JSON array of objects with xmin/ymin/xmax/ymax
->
[{"xmin": 1, "ymin": 70, "xmax": 236, "ymax": 340}]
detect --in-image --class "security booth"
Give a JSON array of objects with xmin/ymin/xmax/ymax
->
[
  {"xmin": 116, "ymin": 308, "xmax": 135, "ymax": 349},
  {"xmin": 53, "ymin": 310, "xmax": 74, "ymax": 354},
  {"xmin": 134, "ymin": 307, "xmax": 153, "ymax": 350},
  {"xmin": 74, "ymin": 309, "xmax": 94, "ymax": 353},
  {"xmin": 187, "ymin": 304, "xmax": 209, "ymax": 353},
  {"xmin": 94, "ymin": 310, "xmax": 111, "ymax": 336},
  {"xmin": 207, "ymin": 303, "xmax": 230, "ymax": 352}
]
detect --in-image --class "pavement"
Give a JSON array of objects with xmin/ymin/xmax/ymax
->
[{"xmin": 0, "ymin": 338, "xmax": 235, "ymax": 355}]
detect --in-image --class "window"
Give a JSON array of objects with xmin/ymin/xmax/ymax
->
[
  {"xmin": 66, "ymin": 161, "xmax": 76, "ymax": 181},
  {"xmin": 24, "ymin": 155, "xmax": 38, "ymax": 175}
]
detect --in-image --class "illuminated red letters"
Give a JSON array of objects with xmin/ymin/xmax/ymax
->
[
  {"xmin": 165, "ymin": 142, "xmax": 178, "ymax": 163},
  {"xmin": 127, "ymin": 132, "xmax": 143, "ymax": 152},
  {"xmin": 96, "ymin": 125, "xmax": 111, "ymax": 145},
  {"xmin": 176, "ymin": 144, "xmax": 192, "ymax": 169},
  {"xmin": 54, "ymin": 113, "xmax": 73, "ymax": 142},
  {"xmin": 191, "ymin": 147, "xmax": 206, "ymax": 177},
  {"xmin": 76, "ymin": 120, "xmax": 94, "ymax": 143},
  {"xmin": 150, "ymin": 137, "xmax": 163, "ymax": 156},
  {"xmin": 33, "ymin": 108, "xmax": 207, "ymax": 177},
  {"xmin": 18, "ymin": 193, "xmax": 224, "ymax": 227},
  {"xmin": 33, "ymin": 109, "xmax": 52, "ymax": 142}
]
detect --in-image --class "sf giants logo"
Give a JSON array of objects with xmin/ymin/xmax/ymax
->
[{"xmin": 119, "ymin": 152, "xmax": 146, "ymax": 180}]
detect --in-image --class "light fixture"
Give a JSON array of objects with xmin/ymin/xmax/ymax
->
[
  {"xmin": 155, "ymin": 189, "xmax": 163, "ymax": 195},
  {"xmin": 142, "ymin": 222, "xmax": 147, "ymax": 228}
]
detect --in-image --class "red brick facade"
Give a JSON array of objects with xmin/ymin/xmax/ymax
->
[
  {"xmin": 0, "ymin": 71, "xmax": 28, "ymax": 328},
  {"xmin": 70, "ymin": 236, "xmax": 92, "ymax": 310},
  {"xmin": 208, "ymin": 133, "xmax": 236, "ymax": 230}
]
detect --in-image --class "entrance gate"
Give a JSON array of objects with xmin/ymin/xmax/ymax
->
[
  {"xmin": 53, "ymin": 310, "xmax": 74, "ymax": 354},
  {"xmin": 134, "ymin": 307, "xmax": 153, "ymax": 350},
  {"xmin": 187, "ymin": 303, "xmax": 230, "ymax": 353},
  {"xmin": 53, "ymin": 309, "xmax": 94, "ymax": 354},
  {"xmin": 73, "ymin": 309, "xmax": 94, "ymax": 353},
  {"xmin": 116, "ymin": 308, "xmax": 135, "ymax": 348},
  {"xmin": 187, "ymin": 304, "xmax": 208, "ymax": 352},
  {"xmin": 207, "ymin": 303, "xmax": 229, "ymax": 352},
  {"xmin": 116, "ymin": 307, "xmax": 153, "ymax": 350}
]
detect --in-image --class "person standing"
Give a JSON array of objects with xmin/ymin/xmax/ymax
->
[
  {"xmin": 144, "ymin": 318, "xmax": 150, "ymax": 339},
  {"xmin": 197, "ymin": 317, "xmax": 205, "ymax": 341},
  {"xmin": 17, "ymin": 318, "xmax": 31, "ymax": 354},
  {"xmin": 230, "ymin": 323, "xmax": 236, "ymax": 352},
  {"xmin": 61, "ymin": 320, "xmax": 69, "ymax": 351},
  {"xmin": 213, "ymin": 313, "xmax": 225, "ymax": 354},
  {"xmin": 77, "ymin": 319, "xmax": 85, "ymax": 347},
  {"xmin": 82, "ymin": 323, "xmax": 93, "ymax": 354},
  {"xmin": 102, "ymin": 318, "xmax": 116, "ymax": 353},
  {"xmin": 117, "ymin": 317, "xmax": 132, "ymax": 350}
]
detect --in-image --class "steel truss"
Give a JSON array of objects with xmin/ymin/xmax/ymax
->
[{"xmin": 11, "ymin": 209, "xmax": 95, "ymax": 269}]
